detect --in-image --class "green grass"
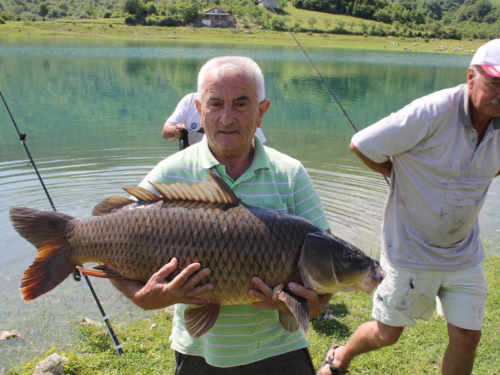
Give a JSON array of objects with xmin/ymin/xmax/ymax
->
[
  {"xmin": 0, "ymin": 17, "xmax": 487, "ymax": 54},
  {"xmin": 8, "ymin": 255, "xmax": 500, "ymax": 374},
  {"xmin": 278, "ymin": 5, "xmax": 381, "ymax": 34}
]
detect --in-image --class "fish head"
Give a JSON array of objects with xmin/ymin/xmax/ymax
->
[{"xmin": 298, "ymin": 231, "xmax": 384, "ymax": 295}]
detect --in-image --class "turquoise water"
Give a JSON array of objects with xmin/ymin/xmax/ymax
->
[{"xmin": 0, "ymin": 37, "xmax": 498, "ymax": 372}]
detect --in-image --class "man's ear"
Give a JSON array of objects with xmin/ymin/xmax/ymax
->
[
  {"xmin": 467, "ymin": 67, "xmax": 475, "ymax": 90},
  {"xmin": 257, "ymin": 99, "xmax": 271, "ymax": 127},
  {"xmin": 195, "ymin": 98, "xmax": 201, "ymax": 113}
]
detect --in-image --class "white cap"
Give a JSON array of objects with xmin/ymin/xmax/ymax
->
[{"xmin": 470, "ymin": 39, "xmax": 500, "ymax": 78}]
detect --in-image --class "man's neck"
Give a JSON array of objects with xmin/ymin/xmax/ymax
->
[
  {"xmin": 469, "ymin": 102, "xmax": 491, "ymax": 145},
  {"xmin": 213, "ymin": 144, "xmax": 254, "ymax": 181}
]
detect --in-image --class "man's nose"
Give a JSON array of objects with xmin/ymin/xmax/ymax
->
[{"xmin": 220, "ymin": 104, "xmax": 234, "ymax": 125}]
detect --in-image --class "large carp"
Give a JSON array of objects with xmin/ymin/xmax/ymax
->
[{"xmin": 10, "ymin": 171, "xmax": 383, "ymax": 338}]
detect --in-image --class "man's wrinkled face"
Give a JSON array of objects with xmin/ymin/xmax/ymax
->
[
  {"xmin": 468, "ymin": 66, "xmax": 500, "ymax": 120},
  {"xmin": 196, "ymin": 69, "xmax": 269, "ymax": 156}
]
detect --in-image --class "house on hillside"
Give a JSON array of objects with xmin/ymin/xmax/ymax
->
[
  {"xmin": 201, "ymin": 7, "xmax": 234, "ymax": 28},
  {"xmin": 258, "ymin": 0, "xmax": 278, "ymax": 9}
]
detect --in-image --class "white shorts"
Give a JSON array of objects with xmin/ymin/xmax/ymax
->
[{"xmin": 372, "ymin": 256, "xmax": 487, "ymax": 331}]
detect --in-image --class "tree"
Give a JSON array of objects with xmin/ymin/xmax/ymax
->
[
  {"xmin": 374, "ymin": 8, "xmax": 391, "ymax": 23},
  {"xmin": 423, "ymin": 0, "xmax": 443, "ymax": 20},
  {"xmin": 474, "ymin": 0, "xmax": 493, "ymax": 19},
  {"xmin": 176, "ymin": 0, "xmax": 201, "ymax": 24},
  {"xmin": 278, "ymin": 0, "xmax": 288, "ymax": 9},
  {"xmin": 145, "ymin": 2, "xmax": 157, "ymax": 16},
  {"xmin": 39, "ymin": 3, "xmax": 48, "ymax": 18},
  {"xmin": 360, "ymin": 20, "xmax": 368, "ymax": 34},
  {"xmin": 123, "ymin": 0, "xmax": 144, "ymax": 16},
  {"xmin": 307, "ymin": 16, "xmax": 317, "ymax": 29}
]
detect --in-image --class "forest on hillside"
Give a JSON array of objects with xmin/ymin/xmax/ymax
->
[
  {"xmin": 292, "ymin": 0, "xmax": 499, "ymax": 39},
  {"xmin": 0, "ymin": 0, "xmax": 499, "ymax": 40}
]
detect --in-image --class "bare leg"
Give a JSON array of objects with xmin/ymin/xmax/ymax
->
[
  {"xmin": 442, "ymin": 323, "xmax": 481, "ymax": 375},
  {"xmin": 317, "ymin": 321, "xmax": 404, "ymax": 374}
]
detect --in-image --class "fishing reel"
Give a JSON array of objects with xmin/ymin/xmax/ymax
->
[{"xmin": 179, "ymin": 128, "xmax": 189, "ymax": 150}]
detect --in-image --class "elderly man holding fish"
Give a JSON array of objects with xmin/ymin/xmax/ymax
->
[
  {"xmin": 110, "ymin": 56, "xmax": 335, "ymax": 374},
  {"xmin": 318, "ymin": 39, "xmax": 500, "ymax": 375},
  {"xmin": 10, "ymin": 56, "xmax": 383, "ymax": 372}
]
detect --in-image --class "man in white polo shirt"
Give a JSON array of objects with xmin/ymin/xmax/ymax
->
[{"xmin": 318, "ymin": 39, "xmax": 500, "ymax": 375}]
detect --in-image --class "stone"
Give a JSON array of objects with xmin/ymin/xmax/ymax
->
[{"xmin": 33, "ymin": 353, "xmax": 67, "ymax": 375}]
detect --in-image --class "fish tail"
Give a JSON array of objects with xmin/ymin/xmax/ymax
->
[{"xmin": 9, "ymin": 206, "xmax": 77, "ymax": 301}]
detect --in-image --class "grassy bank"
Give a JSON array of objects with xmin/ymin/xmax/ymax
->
[
  {"xmin": 8, "ymin": 255, "xmax": 500, "ymax": 374},
  {"xmin": 0, "ymin": 17, "xmax": 486, "ymax": 54}
]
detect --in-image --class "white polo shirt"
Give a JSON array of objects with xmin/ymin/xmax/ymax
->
[{"xmin": 352, "ymin": 84, "xmax": 500, "ymax": 271}]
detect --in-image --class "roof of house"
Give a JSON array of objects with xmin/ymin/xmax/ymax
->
[{"xmin": 203, "ymin": 6, "xmax": 231, "ymax": 16}]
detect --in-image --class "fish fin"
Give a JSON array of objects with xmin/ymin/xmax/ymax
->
[
  {"xmin": 9, "ymin": 207, "xmax": 77, "ymax": 301},
  {"xmin": 278, "ymin": 285, "xmax": 309, "ymax": 334},
  {"xmin": 92, "ymin": 196, "xmax": 135, "ymax": 216},
  {"xmin": 207, "ymin": 170, "xmax": 238, "ymax": 204},
  {"xmin": 76, "ymin": 265, "xmax": 123, "ymax": 278},
  {"xmin": 184, "ymin": 303, "xmax": 222, "ymax": 338},
  {"xmin": 148, "ymin": 171, "xmax": 238, "ymax": 206},
  {"xmin": 109, "ymin": 171, "xmax": 239, "ymax": 210},
  {"xmin": 123, "ymin": 186, "xmax": 161, "ymax": 202},
  {"xmin": 279, "ymin": 311, "xmax": 300, "ymax": 333}
]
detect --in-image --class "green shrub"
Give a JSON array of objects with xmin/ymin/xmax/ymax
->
[{"xmin": 124, "ymin": 15, "xmax": 137, "ymax": 25}]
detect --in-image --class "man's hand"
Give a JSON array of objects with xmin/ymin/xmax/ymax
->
[
  {"xmin": 249, "ymin": 277, "xmax": 332, "ymax": 318},
  {"xmin": 162, "ymin": 122, "xmax": 187, "ymax": 141},
  {"xmin": 110, "ymin": 258, "xmax": 213, "ymax": 310}
]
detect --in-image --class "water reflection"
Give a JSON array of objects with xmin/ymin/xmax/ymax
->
[{"xmin": 0, "ymin": 38, "xmax": 473, "ymax": 68}]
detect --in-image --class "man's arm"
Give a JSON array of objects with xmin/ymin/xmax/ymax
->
[
  {"xmin": 110, "ymin": 258, "xmax": 213, "ymax": 310},
  {"xmin": 162, "ymin": 94, "xmax": 195, "ymax": 140},
  {"xmin": 350, "ymin": 142, "xmax": 393, "ymax": 178},
  {"xmin": 162, "ymin": 122, "xmax": 186, "ymax": 141}
]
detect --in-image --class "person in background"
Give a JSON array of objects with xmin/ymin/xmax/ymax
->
[
  {"xmin": 113, "ymin": 56, "xmax": 332, "ymax": 375},
  {"xmin": 162, "ymin": 92, "xmax": 266, "ymax": 149},
  {"xmin": 318, "ymin": 39, "xmax": 500, "ymax": 375}
]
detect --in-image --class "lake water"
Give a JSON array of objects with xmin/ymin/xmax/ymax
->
[{"xmin": 0, "ymin": 37, "xmax": 498, "ymax": 372}]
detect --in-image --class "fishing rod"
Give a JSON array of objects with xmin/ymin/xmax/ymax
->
[
  {"xmin": 0, "ymin": 87, "xmax": 124, "ymax": 356},
  {"xmin": 262, "ymin": 1, "xmax": 390, "ymax": 186}
]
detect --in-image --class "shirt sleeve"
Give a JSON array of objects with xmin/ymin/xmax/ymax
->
[
  {"xmin": 165, "ymin": 94, "xmax": 194, "ymax": 125},
  {"xmin": 352, "ymin": 100, "xmax": 432, "ymax": 163}
]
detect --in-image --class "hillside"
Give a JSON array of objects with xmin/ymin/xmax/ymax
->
[{"xmin": 0, "ymin": 0, "xmax": 499, "ymax": 41}]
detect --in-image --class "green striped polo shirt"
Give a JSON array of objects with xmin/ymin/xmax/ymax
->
[{"xmin": 139, "ymin": 135, "xmax": 329, "ymax": 368}]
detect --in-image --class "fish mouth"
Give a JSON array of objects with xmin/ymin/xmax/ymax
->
[{"xmin": 360, "ymin": 265, "xmax": 386, "ymax": 294}]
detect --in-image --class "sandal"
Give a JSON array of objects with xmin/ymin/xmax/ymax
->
[{"xmin": 316, "ymin": 344, "xmax": 348, "ymax": 375}]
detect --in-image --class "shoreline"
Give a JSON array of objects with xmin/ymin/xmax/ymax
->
[{"xmin": 0, "ymin": 18, "xmax": 486, "ymax": 55}]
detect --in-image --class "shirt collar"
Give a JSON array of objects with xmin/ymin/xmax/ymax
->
[
  {"xmin": 198, "ymin": 133, "xmax": 270, "ymax": 173},
  {"xmin": 251, "ymin": 135, "xmax": 270, "ymax": 172},
  {"xmin": 462, "ymin": 84, "xmax": 500, "ymax": 130}
]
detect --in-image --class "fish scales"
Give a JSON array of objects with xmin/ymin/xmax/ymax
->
[
  {"xmin": 66, "ymin": 203, "xmax": 313, "ymax": 305},
  {"xmin": 10, "ymin": 171, "xmax": 384, "ymax": 337}
]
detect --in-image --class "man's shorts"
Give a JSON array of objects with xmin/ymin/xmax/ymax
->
[{"xmin": 372, "ymin": 256, "xmax": 487, "ymax": 331}]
